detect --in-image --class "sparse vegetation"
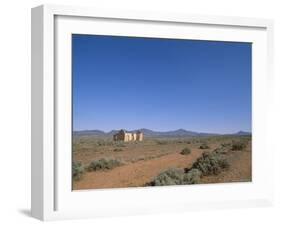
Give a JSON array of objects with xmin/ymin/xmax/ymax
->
[
  {"xmin": 213, "ymin": 146, "xmax": 229, "ymax": 154},
  {"xmin": 72, "ymin": 162, "xmax": 84, "ymax": 181},
  {"xmin": 113, "ymin": 148, "xmax": 124, "ymax": 152},
  {"xmin": 199, "ymin": 143, "xmax": 210, "ymax": 149},
  {"xmin": 88, "ymin": 158, "xmax": 122, "ymax": 171},
  {"xmin": 218, "ymin": 158, "xmax": 230, "ymax": 169},
  {"xmin": 151, "ymin": 167, "xmax": 201, "ymax": 186},
  {"xmin": 213, "ymin": 142, "xmax": 234, "ymax": 154},
  {"xmin": 73, "ymin": 134, "xmax": 251, "ymax": 189},
  {"xmin": 221, "ymin": 143, "xmax": 231, "ymax": 148},
  {"xmin": 115, "ymin": 142, "xmax": 126, "ymax": 147},
  {"xmin": 151, "ymin": 167, "xmax": 202, "ymax": 186},
  {"xmin": 183, "ymin": 169, "xmax": 202, "ymax": 184},
  {"xmin": 192, "ymin": 151, "xmax": 230, "ymax": 176},
  {"xmin": 151, "ymin": 168, "xmax": 185, "ymax": 186},
  {"xmin": 231, "ymin": 141, "xmax": 246, "ymax": 151},
  {"xmin": 156, "ymin": 140, "xmax": 169, "ymax": 145},
  {"xmin": 151, "ymin": 145, "xmax": 232, "ymax": 186},
  {"xmin": 97, "ymin": 140, "xmax": 114, "ymax": 146},
  {"xmin": 180, "ymin": 147, "xmax": 191, "ymax": 155}
]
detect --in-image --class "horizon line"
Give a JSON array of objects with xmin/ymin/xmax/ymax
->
[{"xmin": 73, "ymin": 128, "xmax": 252, "ymax": 134}]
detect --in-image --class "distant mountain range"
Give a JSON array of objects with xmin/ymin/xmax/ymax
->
[
  {"xmin": 235, "ymin": 131, "xmax": 252, "ymax": 136},
  {"xmin": 73, "ymin": 128, "xmax": 251, "ymax": 138}
]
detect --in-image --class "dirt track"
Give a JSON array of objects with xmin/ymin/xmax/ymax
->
[{"xmin": 73, "ymin": 150, "xmax": 204, "ymax": 190}]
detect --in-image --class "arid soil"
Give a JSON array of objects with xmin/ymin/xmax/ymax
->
[
  {"xmin": 73, "ymin": 136, "xmax": 252, "ymax": 190},
  {"xmin": 74, "ymin": 150, "xmax": 204, "ymax": 190}
]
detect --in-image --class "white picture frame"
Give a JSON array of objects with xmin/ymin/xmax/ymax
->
[{"xmin": 31, "ymin": 4, "xmax": 274, "ymax": 221}]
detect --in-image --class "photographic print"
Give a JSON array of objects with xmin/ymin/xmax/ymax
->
[{"xmin": 72, "ymin": 34, "xmax": 252, "ymax": 190}]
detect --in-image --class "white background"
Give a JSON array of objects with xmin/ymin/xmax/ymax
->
[{"xmin": 0, "ymin": 0, "xmax": 280, "ymax": 225}]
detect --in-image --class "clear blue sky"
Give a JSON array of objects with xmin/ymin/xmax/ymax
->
[{"xmin": 72, "ymin": 34, "xmax": 251, "ymax": 133}]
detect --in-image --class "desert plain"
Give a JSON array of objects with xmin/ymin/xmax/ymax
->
[{"xmin": 72, "ymin": 130, "xmax": 251, "ymax": 190}]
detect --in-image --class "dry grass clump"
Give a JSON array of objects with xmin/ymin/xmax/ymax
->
[
  {"xmin": 199, "ymin": 143, "xmax": 210, "ymax": 149},
  {"xmin": 113, "ymin": 148, "xmax": 124, "ymax": 152},
  {"xmin": 88, "ymin": 158, "xmax": 122, "ymax": 171},
  {"xmin": 72, "ymin": 162, "xmax": 84, "ymax": 181},
  {"xmin": 180, "ymin": 147, "xmax": 191, "ymax": 155}
]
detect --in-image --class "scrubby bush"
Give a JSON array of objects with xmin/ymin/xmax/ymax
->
[
  {"xmin": 113, "ymin": 148, "xmax": 123, "ymax": 152},
  {"xmin": 88, "ymin": 158, "xmax": 122, "ymax": 171},
  {"xmin": 213, "ymin": 147, "xmax": 227, "ymax": 155},
  {"xmin": 231, "ymin": 141, "xmax": 246, "ymax": 151},
  {"xmin": 151, "ymin": 168, "xmax": 201, "ymax": 186},
  {"xmin": 213, "ymin": 145, "xmax": 230, "ymax": 154},
  {"xmin": 152, "ymin": 168, "xmax": 185, "ymax": 186},
  {"xmin": 192, "ymin": 151, "xmax": 230, "ymax": 176},
  {"xmin": 72, "ymin": 162, "xmax": 84, "ymax": 181},
  {"xmin": 180, "ymin": 147, "xmax": 191, "ymax": 155},
  {"xmin": 183, "ymin": 169, "xmax": 202, "ymax": 184},
  {"xmin": 199, "ymin": 143, "xmax": 210, "ymax": 149},
  {"xmin": 218, "ymin": 158, "xmax": 230, "ymax": 169}
]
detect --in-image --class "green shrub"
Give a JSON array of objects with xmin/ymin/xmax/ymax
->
[
  {"xmin": 151, "ymin": 168, "xmax": 201, "ymax": 186},
  {"xmin": 231, "ymin": 141, "xmax": 246, "ymax": 151},
  {"xmin": 180, "ymin": 147, "xmax": 191, "ymax": 155},
  {"xmin": 88, "ymin": 158, "xmax": 122, "ymax": 171},
  {"xmin": 113, "ymin": 148, "xmax": 123, "ymax": 152},
  {"xmin": 199, "ymin": 143, "xmax": 210, "ymax": 149},
  {"xmin": 192, "ymin": 151, "xmax": 229, "ymax": 176},
  {"xmin": 72, "ymin": 162, "xmax": 84, "ymax": 181}
]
